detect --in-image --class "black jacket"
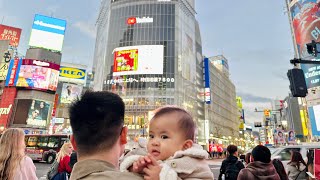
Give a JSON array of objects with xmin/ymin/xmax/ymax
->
[
  {"xmin": 218, "ymin": 155, "xmax": 245, "ymax": 180},
  {"xmin": 69, "ymin": 151, "xmax": 78, "ymax": 169}
]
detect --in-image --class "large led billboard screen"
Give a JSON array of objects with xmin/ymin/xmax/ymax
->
[
  {"xmin": 60, "ymin": 83, "xmax": 83, "ymax": 104},
  {"xmin": 113, "ymin": 45, "xmax": 164, "ymax": 76},
  {"xmin": 15, "ymin": 59, "xmax": 60, "ymax": 91},
  {"xmin": 289, "ymin": 1, "xmax": 320, "ymax": 88},
  {"xmin": 29, "ymin": 14, "xmax": 66, "ymax": 52},
  {"xmin": 0, "ymin": 24, "xmax": 22, "ymax": 47}
]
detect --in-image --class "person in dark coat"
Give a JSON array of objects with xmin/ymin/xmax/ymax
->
[
  {"xmin": 69, "ymin": 151, "xmax": 77, "ymax": 169},
  {"xmin": 218, "ymin": 145, "xmax": 245, "ymax": 180}
]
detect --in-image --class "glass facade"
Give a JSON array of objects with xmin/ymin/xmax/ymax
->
[{"xmin": 94, "ymin": 0, "xmax": 204, "ymax": 140}]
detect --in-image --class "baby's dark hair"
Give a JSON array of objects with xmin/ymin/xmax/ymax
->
[{"xmin": 151, "ymin": 106, "xmax": 195, "ymax": 141}]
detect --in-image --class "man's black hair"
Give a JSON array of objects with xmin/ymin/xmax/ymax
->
[
  {"xmin": 251, "ymin": 145, "xmax": 271, "ymax": 163},
  {"xmin": 69, "ymin": 91, "xmax": 125, "ymax": 155}
]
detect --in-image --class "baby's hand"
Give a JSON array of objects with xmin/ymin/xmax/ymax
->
[{"xmin": 131, "ymin": 156, "xmax": 152, "ymax": 173}]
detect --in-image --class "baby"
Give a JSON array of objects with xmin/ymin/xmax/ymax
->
[{"xmin": 120, "ymin": 106, "xmax": 214, "ymax": 180}]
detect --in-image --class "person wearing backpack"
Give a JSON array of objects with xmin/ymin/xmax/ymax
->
[{"xmin": 218, "ymin": 145, "xmax": 245, "ymax": 180}]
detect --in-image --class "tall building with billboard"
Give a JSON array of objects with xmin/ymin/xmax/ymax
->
[
  {"xmin": 206, "ymin": 56, "xmax": 238, "ymax": 142},
  {"xmin": 0, "ymin": 14, "xmax": 67, "ymax": 134},
  {"xmin": 285, "ymin": 0, "xmax": 320, "ymax": 141},
  {"xmin": 93, "ymin": 0, "xmax": 205, "ymax": 142}
]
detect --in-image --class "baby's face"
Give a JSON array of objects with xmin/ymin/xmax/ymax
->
[{"xmin": 147, "ymin": 112, "xmax": 187, "ymax": 161}]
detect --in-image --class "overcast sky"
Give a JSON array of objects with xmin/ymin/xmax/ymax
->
[{"xmin": 0, "ymin": 0, "xmax": 294, "ymax": 126}]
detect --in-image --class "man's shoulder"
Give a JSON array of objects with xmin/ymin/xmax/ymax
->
[
  {"xmin": 72, "ymin": 171, "xmax": 143, "ymax": 180},
  {"xmin": 70, "ymin": 159, "xmax": 143, "ymax": 180}
]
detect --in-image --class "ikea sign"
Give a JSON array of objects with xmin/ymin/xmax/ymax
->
[{"xmin": 59, "ymin": 66, "xmax": 86, "ymax": 80}]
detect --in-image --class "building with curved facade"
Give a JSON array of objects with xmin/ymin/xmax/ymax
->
[{"xmin": 93, "ymin": 0, "xmax": 206, "ymax": 143}]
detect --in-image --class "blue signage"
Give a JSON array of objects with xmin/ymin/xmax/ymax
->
[
  {"xmin": 308, "ymin": 106, "xmax": 320, "ymax": 136},
  {"xmin": 32, "ymin": 14, "xmax": 66, "ymax": 35},
  {"xmin": 302, "ymin": 63, "xmax": 320, "ymax": 89},
  {"xmin": 204, "ymin": 57, "xmax": 211, "ymax": 104}
]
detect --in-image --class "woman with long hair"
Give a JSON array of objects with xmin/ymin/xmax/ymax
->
[
  {"xmin": 272, "ymin": 159, "xmax": 289, "ymax": 180},
  {"xmin": 56, "ymin": 142, "xmax": 73, "ymax": 175},
  {"xmin": 0, "ymin": 128, "xmax": 37, "ymax": 180},
  {"xmin": 287, "ymin": 151, "xmax": 307, "ymax": 180}
]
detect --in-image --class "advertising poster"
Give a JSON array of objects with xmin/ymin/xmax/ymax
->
[
  {"xmin": 315, "ymin": 149, "xmax": 320, "ymax": 179},
  {"xmin": 274, "ymin": 129, "xmax": 286, "ymax": 144},
  {"xmin": 26, "ymin": 100, "xmax": 50, "ymax": 127},
  {"xmin": 15, "ymin": 59, "xmax": 59, "ymax": 91},
  {"xmin": 287, "ymin": 130, "xmax": 296, "ymax": 144},
  {"xmin": 0, "ymin": 24, "xmax": 22, "ymax": 47},
  {"xmin": 290, "ymin": 0, "xmax": 320, "ymax": 88},
  {"xmin": 60, "ymin": 83, "xmax": 83, "ymax": 104},
  {"xmin": 112, "ymin": 45, "xmax": 164, "ymax": 76}
]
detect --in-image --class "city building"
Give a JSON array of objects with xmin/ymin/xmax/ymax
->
[
  {"xmin": 206, "ymin": 55, "xmax": 238, "ymax": 144},
  {"xmin": 93, "ymin": 0, "xmax": 207, "ymax": 143},
  {"xmin": 0, "ymin": 14, "xmax": 67, "ymax": 135},
  {"xmin": 283, "ymin": 95, "xmax": 311, "ymax": 142}
]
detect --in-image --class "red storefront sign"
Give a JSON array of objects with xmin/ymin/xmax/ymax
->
[
  {"xmin": 315, "ymin": 149, "xmax": 320, "ymax": 179},
  {"xmin": 0, "ymin": 24, "xmax": 22, "ymax": 47},
  {"xmin": 0, "ymin": 87, "xmax": 17, "ymax": 129}
]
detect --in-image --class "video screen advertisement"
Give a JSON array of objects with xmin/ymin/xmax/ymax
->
[
  {"xmin": 15, "ymin": 59, "xmax": 60, "ymax": 92},
  {"xmin": 0, "ymin": 24, "xmax": 22, "ymax": 47},
  {"xmin": 60, "ymin": 83, "xmax": 83, "ymax": 104},
  {"xmin": 29, "ymin": 14, "xmax": 66, "ymax": 52},
  {"xmin": 13, "ymin": 99, "xmax": 51, "ymax": 128},
  {"xmin": 113, "ymin": 45, "xmax": 164, "ymax": 76},
  {"xmin": 289, "ymin": 1, "xmax": 320, "ymax": 88}
]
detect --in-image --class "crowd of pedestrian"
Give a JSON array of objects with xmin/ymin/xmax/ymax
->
[{"xmin": 0, "ymin": 91, "xmax": 318, "ymax": 180}]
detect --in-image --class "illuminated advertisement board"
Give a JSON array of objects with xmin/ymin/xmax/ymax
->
[
  {"xmin": 60, "ymin": 83, "xmax": 83, "ymax": 104},
  {"xmin": 15, "ymin": 59, "xmax": 60, "ymax": 91},
  {"xmin": 26, "ymin": 100, "xmax": 51, "ymax": 127},
  {"xmin": 0, "ymin": 24, "xmax": 22, "ymax": 47},
  {"xmin": 59, "ymin": 66, "xmax": 86, "ymax": 84},
  {"xmin": 29, "ymin": 14, "xmax": 66, "ymax": 52},
  {"xmin": 289, "ymin": 1, "xmax": 320, "ymax": 88},
  {"xmin": 204, "ymin": 57, "xmax": 211, "ymax": 104},
  {"xmin": 308, "ymin": 104, "xmax": 320, "ymax": 136},
  {"xmin": 113, "ymin": 45, "xmax": 164, "ymax": 76}
]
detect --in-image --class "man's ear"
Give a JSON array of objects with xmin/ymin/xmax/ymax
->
[
  {"xmin": 70, "ymin": 135, "xmax": 77, "ymax": 151},
  {"xmin": 182, "ymin": 139, "xmax": 193, "ymax": 150},
  {"xmin": 120, "ymin": 126, "xmax": 128, "ymax": 145}
]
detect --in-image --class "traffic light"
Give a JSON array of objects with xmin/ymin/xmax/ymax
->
[
  {"xmin": 306, "ymin": 40, "xmax": 320, "ymax": 57},
  {"xmin": 287, "ymin": 69, "xmax": 307, "ymax": 97},
  {"xmin": 264, "ymin": 109, "xmax": 270, "ymax": 117}
]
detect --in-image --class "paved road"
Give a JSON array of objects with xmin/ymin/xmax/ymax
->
[
  {"xmin": 35, "ymin": 162, "xmax": 51, "ymax": 179},
  {"xmin": 36, "ymin": 159, "xmax": 223, "ymax": 179}
]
